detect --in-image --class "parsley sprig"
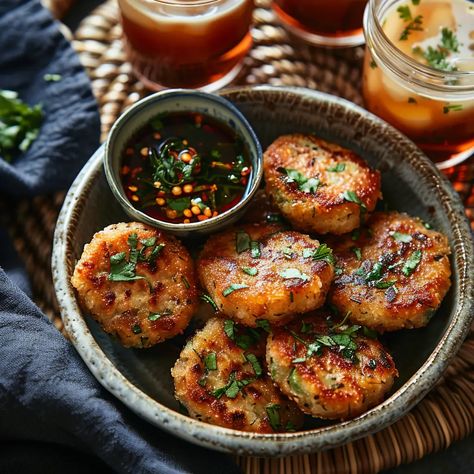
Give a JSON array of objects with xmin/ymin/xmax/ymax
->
[{"xmin": 0, "ymin": 90, "xmax": 43, "ymax": 162}]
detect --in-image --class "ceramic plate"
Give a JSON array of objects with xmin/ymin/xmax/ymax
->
[{"xmin": 52, "ymin": 86, "xmax": 474, "ymax": 456}]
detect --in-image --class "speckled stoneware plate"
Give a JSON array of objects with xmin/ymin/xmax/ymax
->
[{"xmin": 52, "ymin": 86, "xmax": 474, "ymax": 456}]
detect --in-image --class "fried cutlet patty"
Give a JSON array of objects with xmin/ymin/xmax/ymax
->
[
  {"xmin": 172, "ymin": 318, "xmax": 304, "ymax": 432},
  {"xmin": 263, "ymin": 134, "xmax": 381, "ymax": 235},
  {"xmin": 197, "ymin": 223, "xmax": 335, "ymax": 327},
  {"xmin": 71, "ymin": 222, "xmax": 198, "ymax": 348},
  {"xmin": 328, "ymin": 212, "xmax": 451, "ymax": 332},
  {"xmin": 266, "ymin": 311, "xmax": 398, "ymax": 420}
]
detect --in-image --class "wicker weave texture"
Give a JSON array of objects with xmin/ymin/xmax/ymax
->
[{"xmin": 8, "ymin": 1, "xmax": 473, "ymax": 473}]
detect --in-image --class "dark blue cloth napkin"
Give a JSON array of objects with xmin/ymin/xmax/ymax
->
[{"xmin": 0, "ymin": 1, "xmax": 240, "ymax": 473}]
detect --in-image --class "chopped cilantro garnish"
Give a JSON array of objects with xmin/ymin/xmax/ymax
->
[
  {"xmin": 236, "ymin": 230, "xmax": 251, "ymax": 253},
  {"xmin": 278, "ymin": 167, "xmax": 320, "ymax": 194},
  {"xmin": 327, "ymin": 162, "xmax": 346, "ymax": 172},
  {"xmin": 200, "ymin": 294, "xmax": 219, "ymax": 312},
  {"xmin": 181, "ymin": 276, "xmax": 190, "ymax": 289},
  {"xmin": 224, "ymin": 320, "xmax": 235, "ymax": 339},
  {"xmin": 300, "ymin": 321, "xmax": 312, "ymax": 333},
  {"xmin": 132, "ymin": 324, "xmax": 142, "ymax": 334},
  {"xmin": 279, "ymin": 268, "xmax": 310, "ymax": 282},
  {"xmin": 391, "ymin": 231, "xmax": 413, "ymax": 243},
  {"xmin": 443, "ymin": 104, "xmax": 463, "ymax": 114},
  {"xmin": 204, "ymin": 352, "xmax": 217, "ymax": 371},
  {"xmin": 256, "ymin": 319, "xmax": 271, "ymax": 333},
  {"xmin": 288, "ymin": 368, "xmax": 302, "ymax": 393},
  {"xmin": 441, "ymin": 27, "xmax": 459, "ymax": 52},
  {"xmin": 397, "ymin": 5, "xmax": 423, "ymax": 40},
  {"xmin": 212, "ymin": 372, "xmax": 253, "ymax": 399},
  {"xmin": 0, "ymin": 89, "xmax": 43, "ymax": 162},
  {"xmin": 222, "ymin": 283, "xmax": 249, "ymax": 297},
  {"xmin": 250, "ymin": 240, "xmax": 261, "ymax": 258},
  {"xmin": 245, "ymin": 353, "xmax": 263, "ymax": 377},
  {"xmin": 374, "ymin": 280, "xmax": 396, "ymax": 289},
  {"xmin": 305, "ymin": 243, "xmax": 336, "ymax": 265},
  {"xmin": 242, "ymin": 266, "xmax": 258, "ymax": 276},
  {"xmin": 43, "ymin": 73, "xmax": 62, "ymax": 82},
  {"xmin": 342, "ymin": 190, "xmax": 367, "ymax": 219},
  {"xmin": 148, "ymin": 309, "xmax": 172, "ymax": 321},
  {"xmin": 352, "ymin": 247, "xmax": 362, "ymax": 261},
  {"xmin": 402, "ymin": 250, "xmax": 422, "ymax": 276},
  {"xmin": 266, "ymin": 404, "xmax": 281, "ymax": 431}
]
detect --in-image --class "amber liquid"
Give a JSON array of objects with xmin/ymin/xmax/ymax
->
[
  {"xmin": 362, "ymin": 0, "xmax": 474, "ymax": 164},
  {"xmin": 273, "ymin": 0, "xmax": 367, "ymax": 39},
  {"xmin": 119, "ymin": 0, "xmax": 253, "ymax": 90}
]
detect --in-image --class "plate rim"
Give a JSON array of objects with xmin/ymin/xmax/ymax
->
[{"xmin": 52, "ymin": 85, "xmax": 474, "ymax": 456}]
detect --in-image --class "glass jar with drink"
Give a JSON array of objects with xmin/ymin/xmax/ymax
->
[
  {"xmin": 118, "ymin": 0, "xmax": 254, "ymax": 91},
  {"xmin": 363, "ymin": 0, "xmax": 474, "ymax": 167},
  {"xmin": 272, "ymin": 0, "xmax": 368, "ymax": 47}
]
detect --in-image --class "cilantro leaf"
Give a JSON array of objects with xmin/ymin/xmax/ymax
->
[
  {"xmin": 390, "ymin": 231, "xmax": 412, "ymax": 243},
  {"xmin": 204, "ymin": 352, "xmax": 217, "ymax": 371},
  {"xmin": 256, "ymin": 319, "xmax": 271, "ymax": 333},
  {"xmin": 327, "ymin": 162, "xmax": 346, "ymax": 172},
  {"xmin": 279, "ymin": 268, "xmax": 310, "ymax": 282},
  {"xmin": 402, "ymin": 250, "xmax": 422, "ymax": 276},
  {"xmin": 266, "ymin": 404, "xmax": 281, "ymax": 431},
  {"xmin": 304, "ymin": 243, "xmax": 335, "ymax": 265},
  {"xmin": 0, "ymin": 89, "xmax": 43, "ymax": 162},
  {"xmin": 245, "ymin": 353, "xmax": 263, "ymax": 377},
  {"xmin": 278, "ymin": 167, "xmax": 320, "ymax": 194},
  {"xmin": 222, "ymin": 283, "xmax": 249, "ymax": 297},
  {"xmin": 200, "ymin": 293, "xmax": 219, "ymax": 312}
]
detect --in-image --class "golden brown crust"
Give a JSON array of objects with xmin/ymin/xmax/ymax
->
[
  {"xmin": 263, "ymin": 134, "xmax": 381, "ymax": 235},
  {"xmin": 172, "ymin": 318, "xmax": 304, "ymax": 433},
  {"xmin": 71, "ymin": 222, "xmax": 198, "ymax": 347},
  {"xmin": 197, "ymin": 223, "xmax": 335, "ymax": 327},
  {"xmin": 327, "ymin": 212, "xmax": 451, "ymax": 332},
  {"xmin": 266, "ymin": 310, "xmax": 398, "ymax": 420}
]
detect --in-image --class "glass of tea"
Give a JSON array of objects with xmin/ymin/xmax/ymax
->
[
  {"xmin": 272, "ymin": 0, "xmax": 368, "ymax": 47},
  {"xmin": 363, "ymin": 0, "xmax": 474, "ymax": 168},
  {"xmin": 118, "ymin": 0, "xmax": 254, "ymax": 91}
]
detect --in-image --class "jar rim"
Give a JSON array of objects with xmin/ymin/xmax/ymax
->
[
  {"xmin": 365, "ymin": 0, "xmax": 474, "ymax": 97},
  {"xmin": 140, "ymin": 0, "xmax": 226, "ymax": 6}
]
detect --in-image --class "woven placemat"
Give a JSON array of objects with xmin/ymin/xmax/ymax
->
[{"xmin": 6, "ymin": 0, "xmax": 473, "ymax": 472}]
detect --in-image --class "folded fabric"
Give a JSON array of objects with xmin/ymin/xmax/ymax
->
[
  {"xmin": 0, "ymin": 1, "xmax": 241, "ymax": 472},
  {"xmin": 0, "ymin": 269, "xmax": 241, "ymax": 474},
  {"xmin": 0, "ymin": 0, "xmax": 100, "ymax": 196}
]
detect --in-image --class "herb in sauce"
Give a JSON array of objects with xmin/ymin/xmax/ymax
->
[{"xmin": 121, "ymin": 112, "xmax": 252, "ymax": 224}]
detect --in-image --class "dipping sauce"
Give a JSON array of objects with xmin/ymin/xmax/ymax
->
[
  {"xmin": 273, "ymin": 0, "xmax": 367, "ymax": 47},
  {"xmin": 120, "ymin": 112, "xmax": 252, "ymax": 224},
  {"xmin": 118, "ymin": 0, "xmax": 253, "ymax": 90},
  {"xmin": 363, "ymin": 0, "xmax": 474, "ymax": 164}
]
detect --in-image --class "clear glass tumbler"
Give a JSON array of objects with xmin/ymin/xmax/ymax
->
[
  {"xmin": 272, "ymin": 0, "xmax": 368, "ymax": 48},
  {"xmin": 118, "ymin": 0, "xmax": 254, "ymax": 91}
]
